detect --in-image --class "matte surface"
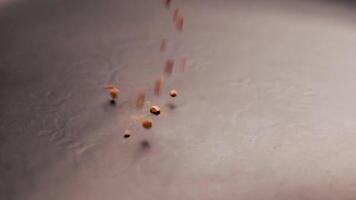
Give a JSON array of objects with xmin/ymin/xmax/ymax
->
[{"xmin": 1, "ymin": 0, "xmax": 356, "ymax": 199}]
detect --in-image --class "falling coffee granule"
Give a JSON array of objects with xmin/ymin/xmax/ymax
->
[
  {"xmin": 123, "ymin": 129, "xmax": 131, "ymax": 138},
  {"xmin": 150, "ymin": 106, "xmax": 161, "ymax": 115},
  {"xmin": 154, "ymin": 77, "xmax": 164, "ymax": 96},
  {"xmin": 173, "ymin": 8, "xmax": 179, "ymax": 21},
  {"xmin": 160, "ymin": 39, "xmax": 167, "ymax": 52},
  {"xmin": 176, "ymin": 15, "xmax": 184, "ymax": 31},
  {"xmin": 104, "ymin": 85, "xmax": 120, "ymax": 99},
  {"xmin": 164, "ymin": 59, "xmax": 174, "ymax": 76},
  {"xmin": 110, "ymin": 88, "xmax": 119, "ymax": 99},
  {"xmin": 169, "ymin": 89, "xmax": 177, "ymax": 97},
  {"xmin": 136, "ymin": 92, "xmax": 146, "ymax": 109},
  {"xmin": 142, "ymin": 119, "xmax": 153, "ymax": 129}
]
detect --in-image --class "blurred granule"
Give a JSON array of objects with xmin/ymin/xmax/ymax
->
[
  {"xmin": 154, "ymin": 77, "xmax": 164, "ymax": 96},
  {"xmin": 136, "ymin": 92, "xmax": 146, "ymax": 109},
  {"xmin": 142, "ymin": 119, "xmax": 153, "ymax": 129},
  {"xmin": 176, "ymin": 16, "xmax": 184, "ymax": 31},
  {"xmin": 164, "ymin": 59, "xmax": 174, "ymax": 76}
]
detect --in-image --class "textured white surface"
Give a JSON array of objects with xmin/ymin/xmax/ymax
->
[{"xmin": 1, "ymin": 0, "xmax": 356, "ymax": 199}]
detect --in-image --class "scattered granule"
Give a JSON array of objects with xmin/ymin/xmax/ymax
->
[
  {"xmin": 142, "ymin": 119, "xmax": 153, "ymax": 129},
  {"xmin": 150, "ymin": 105, "xmax": 161, "ymax": 115},
  {"xmin": 104, "ymin": 85, "xmax": 119, "ymax": 99},
  {"xmin": 110, "ymin": 88, "xmax": 119, "ymax": 99},
  {"xmin": 123, "ymin": 129, "xmax": 131, "ymax": 139},
  {"xmin": 169, "ymin": 89, "xmax": 177, "ymax": 97}
]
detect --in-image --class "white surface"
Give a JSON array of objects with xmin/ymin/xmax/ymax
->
[{"xmin": 1, "ymin": 0, "xmax": 356, "ymax": 199}]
